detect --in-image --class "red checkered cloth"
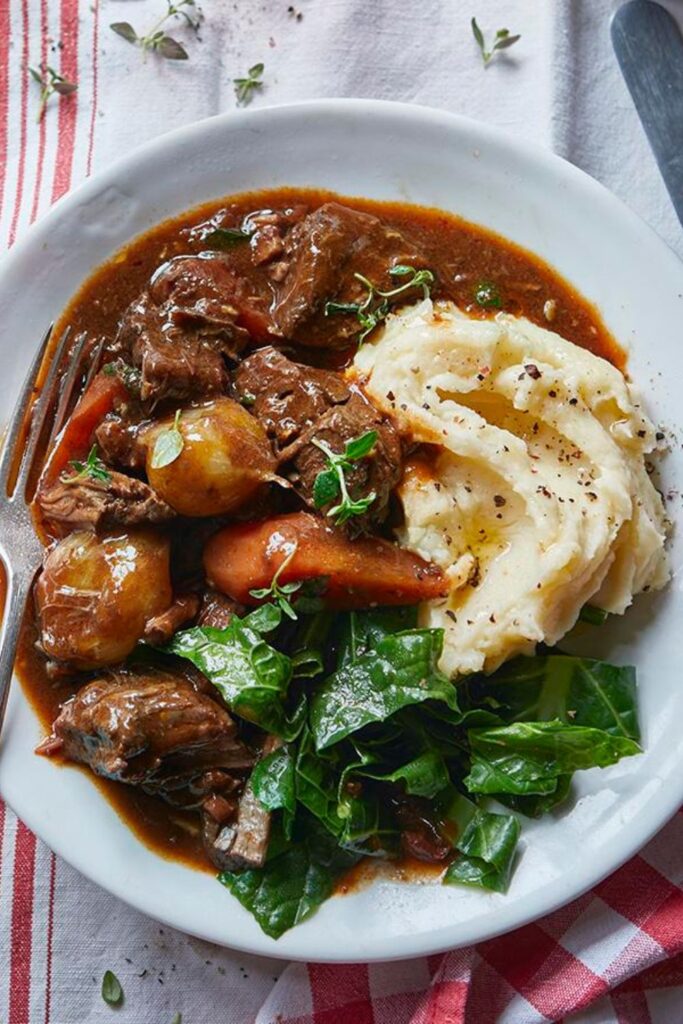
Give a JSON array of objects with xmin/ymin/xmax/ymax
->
[{"xmin": 2, "ymin": 2, "xmax": 683, "ymax": 1022}]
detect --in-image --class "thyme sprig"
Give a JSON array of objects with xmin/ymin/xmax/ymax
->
[
  {"xmin": 64, "ymin": 445, "xmax": 110, "ymax": 485},
  {"xmin": 471, "ymin": 17, "xmax": 521, "ymax": 67},
  {"xmin": 311, "ymin": 431, "xmax": 378, "ymax": 526},
  {"xmin": 29, "ymin": 65, "xmax": 77, "ymax": 123},
  {"xmin": 325, "ymin": 264, "xmax": 435, "ymax": 344},
  {"xmin": 249, "ymin": 545, "xmax": 302, "ymax": 620},
  {"xmin": 110, "ymin": 0, "xmax": 202, "ymax": 61},
  {"xmin": 234, "ymin": 63, "xmax": 265, "ymax": 106}
]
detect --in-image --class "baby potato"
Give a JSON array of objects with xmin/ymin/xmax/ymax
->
[
  {"xmin": 145, "ymin": 397, "xmax": 276, "ymax": 517},
  {"xmin": 35, "ymin": 529, "xmax": 172, "ymax": 669}
]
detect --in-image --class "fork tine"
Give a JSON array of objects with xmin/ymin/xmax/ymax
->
[
  {"xmin": 45, "ymin": 330, "xmax": 88, "ymax": 453},
  {"xmin": 0, "ymin": 324, "xmax": 53, "ymax": 494},
  {"xmin": 12, "ymin": 326, "xmax": 73, "ymax": 498},
  {"xmin": 82, "ymin": 335, "xmax": 106, "ymax": 391}
]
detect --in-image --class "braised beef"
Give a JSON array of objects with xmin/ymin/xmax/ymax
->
[
  {"xmin": 235, "ymin": 346, "xmax": 401, "ymax": 532},
  {"xmin": 95, "ymin": 414, "xmax": 148, "ymax": 471},
  {"xmin": 201, "ymin": 735, "xmax": 280, "ymax": 871},
  {"xmin": 38, "ymin": 671, "xmax": 253, "ymax": 787},
  {"xmin": 198, "ymin": 590, "xmax": 243, "ymax": 630},
  {"xmin": 143, "ymin": 592, "xmax": 201, "ymax": 645},
  {"xmin": 272, "ymin": 202, "xmax": 428, "ymax": 343},
  {"xmin": 37, "ymin": 470, "xmax": 174, "ymax": 532},
  {"xmin": 234, "ymin": 345, "xmax": 349, "ymax": 451}
]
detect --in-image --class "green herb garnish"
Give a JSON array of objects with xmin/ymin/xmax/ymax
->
[
  {"xmin": 29, "ymin": 65, "xmax": 77, "ymax": 123},
  {"xmin": 471, "ymin": 17, "xmax": 521, "ymax": 67},
  {"xmin": 474, "ymin": 280, "xmax": 503, "ymax": 309},
  {"xmin": 65, "ymin": 445, "xmax": 110, "ymax": 485},
  {"xmin": 249, "ymin": 545, "xmax": 302, "ymax": 621},
  {"xmin": 203, "ymin": 226, "xmax": 254, "ymax": 250},
  {"xmin": 579, "ymin": 604, "xmax": 609, "ymax": 626},
  {"xmin": 101, "ymin": 970, "xmax": 123, "ymax": 1007},
  {"xmin": 325, "ymin": 264, "xmax": 435, "ymax": 344},
  {"xmin": 311, "ymin": 430, "xmax": 378, "ymax": 526},
  {"xmin": 234, "ymin": 63, "xmax": 265, "ymax": 106},
  {"xmin": 150, "ymin": 409, "xmax": 184, "ymax": 470},
  {"xmin": 110, "ymin": 0, "xmax": 202, "ymax": 61},
  {"xmin": 102, "ymin": 358, "xmax": 142, "ymax": 395}
]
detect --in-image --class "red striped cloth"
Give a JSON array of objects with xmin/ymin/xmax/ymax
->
[{"xmin": 1, "ymin": 2, "xmax": 683, "ymax": 1022}]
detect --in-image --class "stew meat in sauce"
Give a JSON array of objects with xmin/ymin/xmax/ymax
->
[{"xmin": 15, "ymin": 188, "xmax": 621, "ymax": 875}]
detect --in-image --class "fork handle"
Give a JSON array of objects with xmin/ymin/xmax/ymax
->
[{"xmin": 0, "ymin": 564, "xmax": 35, "ymax": 729}]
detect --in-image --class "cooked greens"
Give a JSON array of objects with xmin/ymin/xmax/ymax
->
[{"xmin": 165, "ymin": 606, "xmax": 641, "ymax": 938}]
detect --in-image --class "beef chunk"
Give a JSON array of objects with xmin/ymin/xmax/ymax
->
[
  {"xmin": 118, "ymin": 294, "xmax": 230, "ymax": 405},
  {"xmin": 37, "ymin": 470, "xmax": 174, "ymax": 532},
  {"xmin": 272, "ymin": 202, "xmax": 428, "ymax": 343},
  {"xmin": 38, "ymin": 671, "xmax": 253, "ymax": 788},
  {"xmin": 117, "ymin": 253, "xmax": 277, "ymax": 406},
  {"xmin": 201, "ymin": 735, "xmax": 280, "ymax": 871},
  {"xmin": 234, "ymin": 345, "xmax": 349, "ymax": 451},
  {"xmin": 235, "ymin": 347, "xmax": 401, "ymax": 532},
  {"xmin": 143, "ymin": 592, "xmax": 201, "ymax": 645},
  {"xmin": 289, "ymin": 391, "xmax": 402, "ymax": 532},
  {"xmin": 96, "ymin": 415, "xmax": 148, "ymax": 471},
  {"xmin": 197, "ymin": 590, "xmax": 243, "ymax": 630}
]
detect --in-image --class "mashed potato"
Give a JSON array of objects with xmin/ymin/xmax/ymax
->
[{"xmin": 353, "ymin": 300, "xmax": 669, "ymax": 677}]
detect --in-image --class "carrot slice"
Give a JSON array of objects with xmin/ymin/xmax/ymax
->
[
  {"xmin": 203, "ymin": 512, "xmax": 447, "ymax": 610},
  {"xmin": 40, "ymin": 371, "xmax": 128, "ymax": 487}
]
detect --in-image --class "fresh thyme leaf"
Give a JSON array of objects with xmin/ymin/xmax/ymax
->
[
  {"xmin": 249, "ymin": 545, "xmax": 302, "ymax": 620},
  {"xmin": 65, "ymin": 445, "xmax": 111, "ymax": 485},
  {"xmin": 311, "ymin": 431, "xmax": 378, "ymax": 525},
  {"xmin": 157, "ymin": 35, "xmax": 189, "ymax": 60},
  {"xmin": 474, "ymin": 280, "xmax": 502, "ymax": 309},
  {"xmin": 29, "ymin": 64, "xmax": 78, "ymax": 122},
  {"xmin": 110, "ymin": 21, "xmax": 138, "ymax": 44},
  {"xmin": 150, "ymin": 409, "xmax": 184, "ymax": 470},
  {"xmin": 171, "ymin": 1015, "xmax": 182, "ymax": 1024},
  {"xmin": 471, "ymin": 17, "xmax": 521, "ymax": 66},
  {"xmin": 102, "ymin": 358, "xmax": 142, "ymax": 396},
  {"xmin": 203, "ymin": 226, "xmax": 254, "ymax": 250},
  {"xmin": 101, "ymin": 970, "xmax": 123, "ymax": 1007},
  {"xmin": 234, "ymin": 62, "xmax": 265, "ymax": 106},
  {"xmin": 326, "ymin": 265, "xmax": 435, "ymax": 345},
  {"xmin": 110, "ymin": 1, "xmax": 201, "ymax": 60}
]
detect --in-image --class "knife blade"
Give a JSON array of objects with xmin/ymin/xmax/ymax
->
[{"xmin": 611, "ymin": 0, "xmax": 683, "ymax": 227}]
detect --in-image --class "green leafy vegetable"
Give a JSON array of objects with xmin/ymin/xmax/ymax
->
[
  {"xmin": 460, "ymin": 654, "xmax": 639, "ymax": 740},
  {"xmin": 311, "ymin": 430, "xmax": 378, "ymax": 526},
  {"xmin": 445, "ymin": 806, "xmax": 520, "ymax": 892},
  {"xmin": 234, "ymin": 63, "xmax": 265, "ymax": 106},
  {"xmin": 471, "ymin": 18, "xmax": 521, "ymax": 67},
  {"xmin": 474, "ymin": 280, "xmax": 503, "ymax": 309},
  {"xmin": 252, "ymin": 745, "xmax": 296, "ymax": 814},
  {"xmin": 250, "ymin": 545, "xmax": 302, "ymax": 621},
  {"xmin": 310, "ymin": 628, "xmax": 459, "ymax": 750},
  {"xmin": 64, "ymin": 444, "xmax": 110, "ymax": 485},
  {"xmin": 360, "ymin": 750, "xmax": 450, "ymax": 799},
  {"xmin": 101, "ymin": 970, "xmax": 123, "ymax": 1007},
  {"xmin": 219, "ymin": 815, "xmax": 358, "ymax": 939},
  {"xmin": 465, "ymin": 719, "xmax": 640, "ymax": 796},
  {"xmin": 579, "ymin": 604, "xmax": 609, "ymax": 626},
  {"xmin": 29, "ymin": 64, "xmax": 77, "ymax": 122},
  {"xmin": 110, "ymin": 1, "xmax": 201, "ymax": 61},
  {"xmin": 335, "ymin": 606, "xmax": 419, "ymax": 668},
  {"xmin": 150, "ymin": 409, "xmax": 184, "ymax": 470},
  {"xmin": 162, "ymin": 607, "xmax": 303, "ymax": 738},
  {"xmin": 324, "ymin": 264, "xmax": 435, "ymax": 344},
  {"xmin": 203, "ymin": 226, "xmax": 254, "ymax": 250}
]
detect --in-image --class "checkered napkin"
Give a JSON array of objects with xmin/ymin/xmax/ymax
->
[{"xmin": 1, "ymin": 1, "xmax": 682, "ymax": 1022}]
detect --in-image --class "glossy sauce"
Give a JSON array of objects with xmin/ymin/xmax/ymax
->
[{"xmin": 14, "ymin": 187, "xmax": 623, "ymax": 875}]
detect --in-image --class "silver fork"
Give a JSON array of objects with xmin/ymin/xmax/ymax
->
[{"xmin": 0, "ymin": 324, "xmax": 104, "ymax": 728}]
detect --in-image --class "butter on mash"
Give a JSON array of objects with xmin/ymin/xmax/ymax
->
[{"xmin": 352, "ymin": 300, "xmax": 669, "ymax": 678}]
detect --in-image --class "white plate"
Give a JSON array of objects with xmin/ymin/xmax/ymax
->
[{"xmin": 0, "ymin": 100, "xmax": 681, "ymax": 963}]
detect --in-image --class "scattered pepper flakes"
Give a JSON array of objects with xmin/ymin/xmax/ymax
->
[{"xmin": 525, "ymin": 363, "xmax": 542, "ymax": 379}]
